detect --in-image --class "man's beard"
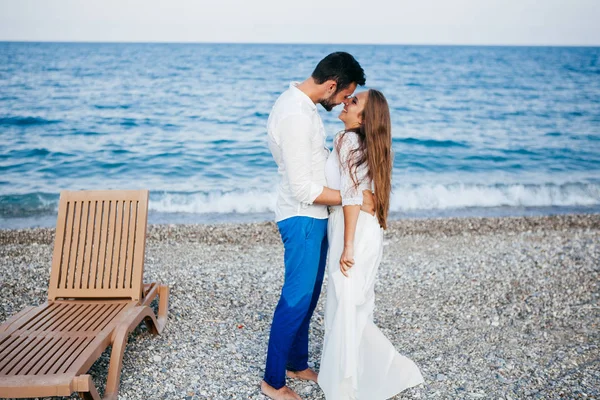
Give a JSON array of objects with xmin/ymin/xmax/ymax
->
[{"xmin": 319, "ymin": 95, "xmax": 336, "ymax": 112}]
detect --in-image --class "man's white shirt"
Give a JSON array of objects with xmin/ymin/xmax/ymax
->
[{"xmin": 267, "ymin": 82, "xmax": 329, "ymax": 222}]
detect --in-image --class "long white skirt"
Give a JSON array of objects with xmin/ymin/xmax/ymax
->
[{"xmin": 319, "ymin": 207, "xmax": 424, "ymax": 400}]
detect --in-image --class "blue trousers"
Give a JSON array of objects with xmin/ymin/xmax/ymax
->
[{"xmin": 264, "ymin": 216, "xmax": 329, "ymax": 389}]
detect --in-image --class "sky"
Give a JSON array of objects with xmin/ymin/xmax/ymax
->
[{"xmin": 0, "ymin": 0, "xmax": 599, "ymax": 46}]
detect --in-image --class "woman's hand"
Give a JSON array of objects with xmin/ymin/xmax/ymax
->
[
  {"xmin": 340, "ymin": 244, "xmax": 355, "ymax": 277},
  {"xmin": 340, "ymin": 205, "xmax": 359, "ymax": 277}
]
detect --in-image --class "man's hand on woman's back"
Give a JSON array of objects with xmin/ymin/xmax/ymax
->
[{"xmin": 361, "ymin": 190, "xmax": 376, "ymax": 215}]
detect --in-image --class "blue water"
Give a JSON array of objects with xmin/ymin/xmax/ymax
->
[{"xmin": 1, "ymin": 42, "xmax": 599, "ymax": 228}]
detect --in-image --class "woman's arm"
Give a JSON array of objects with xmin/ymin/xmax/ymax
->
[
  {"xmin": 340, "ymin": 204, "xmax": 360, "ymax": 277},
  {"xmin": 337, "ymin": 132, "xmax": 367, "ymax": 277}
]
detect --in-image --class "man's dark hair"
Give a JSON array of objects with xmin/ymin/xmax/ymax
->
[{"xmin": 311, "ymin": 52, "xmax": 366, "ymax": 92}]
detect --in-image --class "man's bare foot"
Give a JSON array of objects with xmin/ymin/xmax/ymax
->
[
  {"xmin": 260, "ymin": 380, "xmax": 302, "ymax": 400},
  {"xmin": 286, "ymin": 368, "xmax": 318, "ymax": 383}
]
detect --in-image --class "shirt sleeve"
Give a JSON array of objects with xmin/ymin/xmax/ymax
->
[
  {"xmin": 278, "ymin": 114, "xmax": 324, "ymax": 204},
  {"xmin": 337, "ymin": 132, "xmax": 370, "ymax": 206}
]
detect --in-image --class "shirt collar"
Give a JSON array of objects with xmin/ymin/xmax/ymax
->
[{"xmin": 290, "ymin": 82, "xmax": 317, "ymax": 112}]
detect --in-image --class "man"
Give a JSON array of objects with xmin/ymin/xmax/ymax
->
[{"xmin": 262, "ymin": 52, "xmax": 372, "ymax": 400}]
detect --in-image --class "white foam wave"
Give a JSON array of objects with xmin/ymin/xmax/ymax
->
[
  {"xmin": 149, "ymin": 183, "xmax": 600, "ymax": 215},
  {"xmin": 150, "ymin": 190, "xmax": 276, "ymax": 214},
  {"xmin": 390, "ymin": 182, "xmax": 600, "ymax": 211}
]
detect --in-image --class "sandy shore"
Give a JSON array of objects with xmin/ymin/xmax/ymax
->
[{"xmin": 1, "ymin": 214, "xmax": 598, "ymax": 399}]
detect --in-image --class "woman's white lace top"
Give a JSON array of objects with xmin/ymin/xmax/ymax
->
[{"xmin": 325, "ymin": 131, "xmax": 372, "ymax": 206}]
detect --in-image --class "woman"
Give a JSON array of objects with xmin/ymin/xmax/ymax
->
[{"xmin": 319, "ymin": 89, "xmax": 424, "ymax": 399}]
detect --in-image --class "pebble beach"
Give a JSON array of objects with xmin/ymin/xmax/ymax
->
[{"xmin": 1, "ymin": 213, "xmax": 598, "ymax": 399}]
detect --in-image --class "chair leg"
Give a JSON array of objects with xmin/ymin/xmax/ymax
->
[
  {"xmin": 74, "ymin": 375, "xmax": 101, "ymax": 400},
  {"xmin": 155, "ymin": 285, "xmax": 169, "ymax": 334},
  {"xmin": 104, "ymin": 307, "xmax": 159, "ymax": 400},
  {"xmin": 140, "ymin": 283, "xmax": 169, "ymax": 334},
  {"xmin": 79, "ymin": 390, "xmax": 101, "ymax": 400}
]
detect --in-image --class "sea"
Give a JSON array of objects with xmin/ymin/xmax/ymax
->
[{"xmin": 1, "ymin": 42, "xmax": 599, "ymax": 229}]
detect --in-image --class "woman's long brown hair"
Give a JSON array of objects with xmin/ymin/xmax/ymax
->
[{"xmin": 338, "ymin": 89, "xmax": 393, "ymax": 229}]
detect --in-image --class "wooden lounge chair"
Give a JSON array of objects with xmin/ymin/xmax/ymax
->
[{"xmin": 0, "ymin": 190, "xmax": 169, "ymax": 400}]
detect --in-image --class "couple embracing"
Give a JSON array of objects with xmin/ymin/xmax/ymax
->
[{"xmin": 262, "ymin": 52, "xmax": 424, "ymax": 400}]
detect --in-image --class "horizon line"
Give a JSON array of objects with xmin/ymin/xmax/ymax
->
[{"xmin": 1, "ymin": 40, "xmax": 599, "ymax": 48}]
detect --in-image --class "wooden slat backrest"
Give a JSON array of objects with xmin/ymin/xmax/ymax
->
[{"xmin": 48, "ymin": 190, "xmax": 149, "ymax": 302}]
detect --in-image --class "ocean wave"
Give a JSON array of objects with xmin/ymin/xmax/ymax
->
[
  {"xmin": 0, "ymin": 192, "xmax": 59, "ymax": 217},
  {"xmin": 391, "ymin": 182, "xmax": 600, "ymax": 211},
  {"xmin": 0, "ymin": 116, "xmax": 60, "ymax": 126},
  {"xmin": 94, "ymin": 104, "xmax": 131, "ymax": 110},
  {"xmin": 149, "ymin": 190, "xmax": 275, "ymax": 214},
  {"xmin": 1, "ymin": 183, "xmax": 598, "ymax": 220},
  {"xmin": 137, "ymin": 183, "xmax": 600, "ymax": 214},
  {"xmin": 393, "ymin": 137, "xmax": 470, "ymax": 148}
]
